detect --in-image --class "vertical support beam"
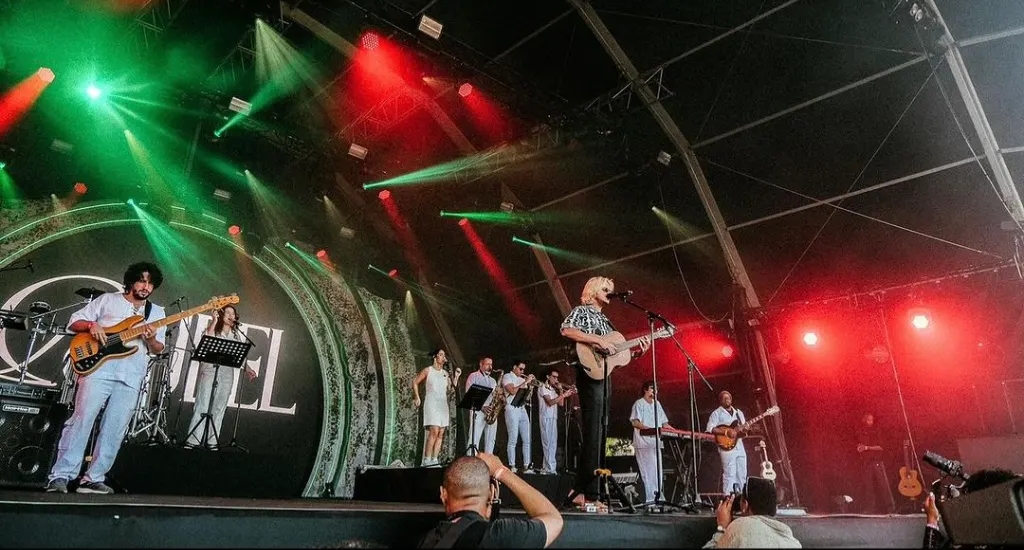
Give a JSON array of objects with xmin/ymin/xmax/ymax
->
[
  {"xmin": 568, "ymin": 0, "xmax": 801, "ymax": 504},
  {"xmin": 501, "ymin": 183, "xmax": 573, "ymax": 316},
  {"xmin": 925, "ymin": 0, "xmax": 1024, "ymax": 223}
]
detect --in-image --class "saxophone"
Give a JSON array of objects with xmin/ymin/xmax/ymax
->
[{"xmin": 482, "ymin": 370, "xmax": 505, "ymax": 425}]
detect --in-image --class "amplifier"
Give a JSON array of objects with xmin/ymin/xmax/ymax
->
[
  {"xmin": 0, "ymin": 381, "xmax": 58, "ymax": 401},
  {"xmin": 0, "ymin": 385, "xmax": 67, "ymax": 488}
]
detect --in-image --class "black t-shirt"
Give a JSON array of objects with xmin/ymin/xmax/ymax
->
[
  {"xmin": 418, "ymin": 511, "xmax": 547, "ymax": 549},
  {"xmin": 855, "ymin": 426, "xmax": 885, "ymax": 464}
]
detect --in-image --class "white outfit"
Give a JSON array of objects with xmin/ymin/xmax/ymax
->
[
  {"xmin": 50, "ymin": 292, "xmax": 166, "ymax": 483},
  {"xmin": 537, "ymin": 385, "xmax": 560, "ymax": 473},
  {"xmin": 501, "ymin": 372, "xmax": 531, "ymax": 468},
  {"xmin": 631, "ymin": 397, "xmax": 669, "ymax": 502},
  {"xmin": 707, "ymin": 406, "xmax": 748, "ymax": 493},
  {"xmin": 185, "ymin": 328, "xmax": 246, "ymax": 447},
  {"xmin": 465, "ymin": 371, "xmax": 498, "ymax": 454},
  {"xmin": 422, "ymin": 366, "xmax": 451, "ymax": 427}
]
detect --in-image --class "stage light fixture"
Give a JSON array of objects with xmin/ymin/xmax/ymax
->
[
  {"xmin": 499, "ymin": 201, "xmax": 515, "ymax": 213},
  {"xmin": 378, "ymin": 189, "xmax": 391, "ymax": 200},
  {"xmin": 458, "ymin": 83, "xmax": 473, "ymax": 97},
  {"xmin": 50, "ymin": 139, "xmax": 73, "ymax": 155},
  {"xmin": 0, "ymin": 161, "xmax": 5, "ymax": 170},
  {"xmin": 722, "ymin": 344, "xmax": 734, "ymax": 358},
  {"xmin": 361, "ymin": 32, "xmax": 379, "ymax": 50},
  {"xmin": 213, "ymin": 188, "xmax": 232, "ymax": 201},
  {"xmin": 458, "ymin": 218, "xmax": 468, "ymax": 227},
  {"xmin": 86, "ymin": 84, "xmax": 103, "ymax": 100},
  {"xmin": 656, "ymin": 151, "xmax": 672, "ymax": 166},
  {"xmin": 910, "ymin": 308, "xmax": 931, "ymax": 330},
  {"xmin": 36, "ymin": 68, "xmax": 55, "ymax": 83},
  {"xmin": 803, "ymin": 332, "xmax": 819, "ymax": 346},
  {"xmin": 388, "ymin": 269, "xmax": 398, "ymax": 277},
  {"xmin": 348, "ymin": 143, "xmax": 368, "ymax": 159},
  {"xmin": 340, "ymin": 227, "xmax": 356, "ymax": 239},
  {"xmin": 418, "ymin": 14, "xmax": 443, "ymax": 39},
  {"xmin": 73, "ymin": 182, "xmax": 87, "ymax": 194},
  {"xmin": 316, "ymin": 249, "xmax": 328, "ymax": 260},
  {"xmin": 228, "ymin": 96, "xmax": 252, "ymax": 116},
  {"xmin": 228, "ymin": 225, "xmax": 242, "ymax": 236}
]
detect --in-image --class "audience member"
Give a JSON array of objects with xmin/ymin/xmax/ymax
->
[{"xmin": 704, "ymin": 477, "xmax": 801, "ymax": 548}]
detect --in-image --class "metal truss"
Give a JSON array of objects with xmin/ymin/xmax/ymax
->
[
  {"xmin": 583, "ymin": 66, "xmax": 674, "ymax": 116},
  {"xmin": 126, "ymin": 0, "xmax": 191, "ymax": 58},
  {"xmin": 333, "ymin": 88, "xmax": 431, "ymax": 146},
  {"xmin": 207, "ymin": 26, "xmax": 257, "ymax": 94}
]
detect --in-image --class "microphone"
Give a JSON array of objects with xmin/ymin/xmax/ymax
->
[
  {"xmin": 169, "ymin": 295, "xmax": 186, "ymax": 306},
  {"xmin": 27, "ymin": 260, "xmax": 34, "ymax": 273},
  {"xmin": 607, "ymin": 291, "xmax": 633, "ymax": 300}
]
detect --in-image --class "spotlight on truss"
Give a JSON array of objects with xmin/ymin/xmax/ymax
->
[
  {"xmin": 340, "ymin": 227, "xmax": 356, "ymax": 239},
  {"xmin": 50, "ymin": 139, "xmax": 73, "ymax": 155},
  {"xmin": 348, "ymin": 143, "xmax": 368, "ymax": 160},
  {"xmin": 228, "ymin": 97, "xmax": 252, "ymax": 116},
  {"xmin": 499, "ymin": 201, "xmax": 515, "ymax": 213},
  {"xmin": 656, "ymin": 151, "xmax": 672, "ymax": 166},
  {"xmin": 213, "ymin": 188, "xmax": 232, "ymax": 201},
  {"xmin": 458, "ymin": 83, "xmax": 473, "ymax": 97},
  {"xmin": 418, "ymin": 14, "xmax": 443, "ymax": 39}
]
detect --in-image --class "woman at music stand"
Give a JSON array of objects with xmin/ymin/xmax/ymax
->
[{"xmin": 184, "ymin": 306, "xmax": 257, "ymax": 449}]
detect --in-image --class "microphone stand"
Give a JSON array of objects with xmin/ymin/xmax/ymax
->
[
  {"xmin": 666, "ymin": 326, "xmax": 716, "ymax": 511},
  {"xmin": 169, "ymin": 297, "xmax": 193, "ymax": 445},
  {"xmin": 617, "ymin": 295, "xmax": 685, "ymax": 513},
  {"xmin": 224, "ymin": 324, "xmax": 257, "ymax": 452}
]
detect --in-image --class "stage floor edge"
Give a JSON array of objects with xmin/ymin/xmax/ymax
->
[{"xmin": 0, "ymin": 491, "xmax": 926, "ymax": 548}]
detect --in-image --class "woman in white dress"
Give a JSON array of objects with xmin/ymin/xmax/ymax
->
[
  {"xmin": 185, "ymin": 305, "xmax": 257, "ymax": 448},
  {"xmin": 412, "ymin": 349, "xmax": 460, "ymax": 467}
]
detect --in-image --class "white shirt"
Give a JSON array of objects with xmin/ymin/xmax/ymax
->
[
  {"xmin": 465, "ymin": 370, "xmax": 497, "ymax": 406},
  {"xmin": 67, "ymin": 292, "xmax": 167, "ymax": 389},
  {"xmin": 707, "ymin": 406, "xmax": 746, "ymax": 434},
  {"xmin": 537, "ymin": 385, "xmax": 559, "ymax": 421},
  {"xmin": 631, "ymin": 398, "xmax": 669, "ymax": 449},
  {"xmin": 501, "ymin": 372, "xmax": 525, "ymax": 406}
]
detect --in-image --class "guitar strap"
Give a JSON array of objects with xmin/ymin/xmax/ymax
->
[{"xmin": 144, "ymin": 300, "xmax": 153, "ymax": 321}]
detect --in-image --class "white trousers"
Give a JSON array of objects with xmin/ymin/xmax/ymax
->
[
  {"xmin": 540, "ymin": 416, "xmax": 558, "ymax": 472},
  {"xmin": 186, "ymin": 363, "xmax": 237, "ymax": 447},
  {"xmin": 468, "ymin": 410, "xmax": 497, "ymax": 454},
  {"xmin": 504, "ymin": 406, "xmax": 531, "ymax": 468},
  {"xmin": 720, "ymin": 447, "xmax": 748, "ymax": 493},
  {"xmin": 636, "ymin": 445, "xmax": 664, "ymax": 502}
]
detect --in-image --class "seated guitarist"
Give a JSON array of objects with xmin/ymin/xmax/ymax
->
[
  {"xmin": 45, "ymin": 262, "xmax": 167, "ymax": 495},
  {"xmin": 560, "ymin": 276, "xmax": 651, "ymax": 511},
  {"xmin": 707, "ymin": 390, "xmax": 749, "ymax": 494}
]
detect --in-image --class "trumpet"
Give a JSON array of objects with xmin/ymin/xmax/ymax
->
[{"xmin": 554, "ymin": 382, "xmax": 577, "ymax": 394}]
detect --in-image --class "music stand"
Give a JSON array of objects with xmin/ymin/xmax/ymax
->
[
  {"xmin": 184, "ymin": 335, "xmax": 253, "ymax": 450},
  {"xmin": 459, "ymin": 384, "xmax": 492, "ymax": 456}
]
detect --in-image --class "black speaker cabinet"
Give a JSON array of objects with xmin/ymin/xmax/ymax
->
[
  {"xmin": 939, "ymin": 478, "xmax": 1024, "ymax": 546},
  {"xmin": 0, "ymin": 391, "xmax": 68, "ymax": 488}
]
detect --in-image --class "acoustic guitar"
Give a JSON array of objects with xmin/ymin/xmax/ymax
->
[
  {"xmin": 69, "ymin": 295, "xmax": 239, "ymax": 377},
  {"xmin": 897, "ymin": 439, "xmax": 923, "ymax": 498},
  {"xmin": 757, "ymin": 440, "xmax": 777, "ymax": 481},
  {"xmin": 711, "ymin": 406, "xmax": 780, "ymax": 450},
  {"xmin": 575, "ymin": 327, "xmax": 674, "ymax": 381}
]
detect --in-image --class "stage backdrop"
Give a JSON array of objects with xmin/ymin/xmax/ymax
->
[{"xmin": 0, "ymin": 200, "xmax": 425, "ymax": 497}]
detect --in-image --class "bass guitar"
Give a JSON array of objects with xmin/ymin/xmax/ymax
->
[
  {"xmin": 757, "ymin": 440, "xmax": 777, "ymax": 481},
  {"xmin": 897, "ymin": 439, "xmax": 923, "ymax": 498},
  {"xmin": 69, "ymin": 294, "xmax": 240, "ymax": 377},
  {"xmin": 711, "ymin": 406, "xmax": 780, "ymax": 450},
  {"xmin": 576, "ymin": 327, "xmax": 675, "ymax": 381}
]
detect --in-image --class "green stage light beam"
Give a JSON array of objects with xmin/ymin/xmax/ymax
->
[
  {"xmin": 284, "ymin": 242, "xmax": 333, "ymax": 276},
  {"xmin": 512, "ymin": 235, "xmax": 606, "ymax": 266},
  {"xmin": 652, "ymin": 204, "xmax": 718, "ymax": 260},
  {"xmin": 363, "ymin": 147, "xmax": 507, "ymax": 190},
  {"xmin": 129, "ymin": 201, "xmax": 212, "ymax": 280},
  {"xmin": 439, "ymin": 210, "xmax": 557, "ymax": 226},
  {"xmin": 245, "ymin": 170, "xmax": 295, "ymax": 237},
  {"xmin": 0, "ymin": 165, "xmax": 20, "ymax": 204}
]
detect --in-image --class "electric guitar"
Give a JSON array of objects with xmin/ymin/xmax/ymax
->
[
  {"xmin": 575, "ymin": 327, "xmax": 675, "ymax": 381},
  {"xmin": 69, "ymin": 295, "xmax": 239, "ymax": 377},
  {"xmin": 712, "ymin": 406, "xmax": 780, "ymax": 450},
  {"xmin": 897, "ymin": 439, "xmax": 923, "ymax": 498},
  {"xmin": 757, "ymin": 440, "xmax": 777, "ymax": 481}
]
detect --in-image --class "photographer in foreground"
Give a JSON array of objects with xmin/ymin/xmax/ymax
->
[
  {"xmin": 922, "ymin": 467, "xmax": 1020, "ymax": 549},
  {"xmin": 418, "ymin": 452, "xmax": 563, "ymax": 549},
  {"xmin": 704, "ymin": 477, "xmax": 801, "ymax": 548}
]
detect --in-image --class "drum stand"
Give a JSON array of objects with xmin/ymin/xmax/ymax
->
[{"xmin": 125, "ymin": 352, "xmax": 173, "ymax": 445}]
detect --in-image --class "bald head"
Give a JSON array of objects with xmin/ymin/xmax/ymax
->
[{"xmin": 442, "ymin": 456, "xmax": 492, "ymax": 508}]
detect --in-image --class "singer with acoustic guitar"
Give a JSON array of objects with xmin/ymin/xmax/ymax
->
[
  {"xmin": 560, "ymin": 276, "xmax": 651, "ymax": 512},
  {"xmin": 46, "ymin": 262, "xmax": 168, "ymax": 495}
]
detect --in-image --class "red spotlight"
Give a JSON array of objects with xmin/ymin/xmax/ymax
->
[
  {"xmin": 803, "ymin": 332, "xmax": 819, "ymax": 346},
  {"xmin": 388, "ymin": 268, "xmax": 398, "ymax": 278},
  {"xmin": 909, "ymin": 308, "xmax": 931, "ymax": 330},
  {"xmin": 378, "ymin": 189, "xmax": 391, "ymax": 200},
  {"xmin": 228, "ymin": 225, "xmax": 241, "ymax": 236},
  {"xmin": 361, "ymin": 32, "xmax": 380, "ymax": 51},
  {"xmin": 73, "ymin": 182, "xmax": 87, "ymax": 194},
  {"xmin": 316, "ymin": 249, "xmax": 328, "ymax": 260},
  {"xmin": 36, "ymin": 68, "xmax": 55, "ymax": 83},
  {"xmin": 721, "ymin": 344, "xmax": 734, "ymax": 358},
  {"xmin": 458, "ymin": 217, "xmax": 469, "ymax": 227},
  {"xmin": 458, "ymin": 83, "xmax": 473, "ymax": 97}
]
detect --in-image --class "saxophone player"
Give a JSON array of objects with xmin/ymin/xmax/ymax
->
[
  {"xmin": 502, "ymin": 360, "xmax": 536, "ymax": 472},
  {"xmin": 465, "ymin": 357, "xmax": 499, "ymax": 454}
]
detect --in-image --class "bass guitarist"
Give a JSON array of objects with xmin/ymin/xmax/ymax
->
[
  {"xmin": 560, "ymin": 276, "xmax": 651, "ymax": 511},
  {"xmin": 46, "ymin": 262, "xmax": 167, "ymax": 494},
  {"xmin": 707, "ymin": 390, "xmax": 750, "ymax": 494}
]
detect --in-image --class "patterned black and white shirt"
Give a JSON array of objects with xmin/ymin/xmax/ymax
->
[{"xmin": 561, "ymin": 304, "xmax": 616, "ymax": 336}]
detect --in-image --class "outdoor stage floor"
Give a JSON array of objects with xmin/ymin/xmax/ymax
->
[{"xmin": 0, "ymin": 490, "xmax": 926, "ymax": 548}]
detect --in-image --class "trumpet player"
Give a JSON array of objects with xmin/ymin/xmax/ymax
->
[
  {"xmin": 465, "ymin": 357, "xmax": 500, "ymax": 454},
  {"xmin": 538, "ymin": 367, "xmax": 577, "ymax": 475},
  {"xmin": 502, "ymin": 360, "xmax": 535, "ymax": 472}
]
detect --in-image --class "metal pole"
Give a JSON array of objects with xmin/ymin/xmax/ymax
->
[{"xmin": 568, "ymin": 0, "xmax": 800, "ymax": 503}]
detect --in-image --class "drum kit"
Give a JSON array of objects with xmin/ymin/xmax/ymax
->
[{"xmin": 1, "ymin": 287, "xmax": 176, "ymax": 446}]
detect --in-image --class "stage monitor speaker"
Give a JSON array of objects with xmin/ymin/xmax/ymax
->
[
  {"xmin": 0, "ymin": 389, "xmax": 67, "ymax": 488},
  {"xmin": 939, "ymin": 478, "xmax": 1024, "ymax": 546}
]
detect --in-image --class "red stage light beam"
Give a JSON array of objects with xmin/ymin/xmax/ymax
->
[
  {"xmin": 460, "ymin": 221, "xmax": 539, "ymax": 340},
  {"xmin": 0, "ymin": 70, "xmax": 54, "ymax": 137}
]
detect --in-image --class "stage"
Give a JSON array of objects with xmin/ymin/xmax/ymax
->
[{"xmin": 0, "ymin": 490, "xmax": 926, "ymax": 548}]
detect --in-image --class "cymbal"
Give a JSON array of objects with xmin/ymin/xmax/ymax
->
[{"xmin": 75, "ymin": 287, "xmax": 106, "ymax": 300}]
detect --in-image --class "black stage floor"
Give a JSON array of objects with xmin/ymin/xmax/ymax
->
[{"xmin": 0, "ymin": 490, "xmax": 926, "ymax": 548}]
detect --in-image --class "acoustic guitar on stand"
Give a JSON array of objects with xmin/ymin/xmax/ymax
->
[
  {"xmin": 897, "ymin": 439, "xmax": 923, "ymax": 499},
  {"xmin": 575, "ymin": 327, "xmax": 675, "ymax": 381},
  {"xmin": 757, "ymin": 440, "xmax": 777, "ymax": 481},
  {"xmin": 69, "ymin": 295, "xmax": 240, "ymax": 377}
]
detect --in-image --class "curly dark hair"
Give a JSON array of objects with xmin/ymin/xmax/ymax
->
[{"xmin": 123, "ymin": 262, "xmax": 163, "ymax": 291}]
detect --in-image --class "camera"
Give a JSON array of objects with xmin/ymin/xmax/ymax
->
[{"xmin": 730, "ymin": 483, "xmax": 744, "ymax": 515}]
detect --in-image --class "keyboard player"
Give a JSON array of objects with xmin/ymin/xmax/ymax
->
[{"xmin": 629, "ymin": 380, "xmax": 675, "ymax": 504}]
